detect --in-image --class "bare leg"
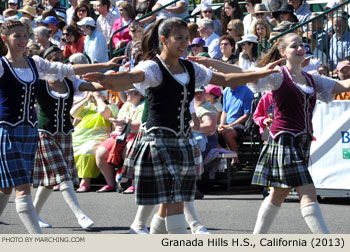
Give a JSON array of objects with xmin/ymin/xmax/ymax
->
[
  {"xmin": 95, "ymin": 146, "xmax": 116, "ymax": 188},
  {"xmin": 0, "ymin": 187, "xmax": 12, "ymax": 217},
  {"xmin": 222, "ymin": 128, "xmax": 240, "ymax": 163}
]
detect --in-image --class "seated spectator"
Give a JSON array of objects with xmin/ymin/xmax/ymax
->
[
  {"xmin": 62, "ymin": 25, "xmax": 85, "ymax": 59},
  {"xmin": 95, "ymin": 88, "xmax": 145, "ymax": 193},
  {"xmin": 329, "ymin": 11, "xmax": 350, "ymax": 69},
  {"xmin": 218, "ymin": 85, "xmax": 254, "ymax": 166},
  {"xmin": 41, "ymin": 16, "xmax": 64, "ymax": 49},
  {"xmin": 227, "ymin": 19, "xmax": 244, "ymax": 61},
  {"xmin": 18, "ymin": 5, "xmax": 36, "ymax": 30},
  {"xmin": 220, "ymin": 0, "xmax": 244, "ymax": 35},
  {"xmin": 111, "ymin": 2, "xmax": 135, "ymax": 50},
  {"xmin": 71, "ymin": 3, "xmax": 92, "ymax": 30},
  {"xmin": 33, "ymin": 26, "xmax": 53, "ymax": 52},
  {"xmin": 71, "ymin": 91, "xmax": 119, "ymax": 192},
  {"xmin": 272, "ymin": 20, "xmax": 295, "ymax": 32},
  {"xmin": 78, "ymin": 17, "xmax": 109, "ymax": 63},
  {"xmin": 205, "ymin": 84, "xmax": 223, "ymax": 124},
  {"xmin": 19, "ymin": 17, "xmax": 35, "ymax": 46},
  {"xmin": 41, "ymin": 8, "xmax": 66, "ymax": 30},
  {"xmin": 288, "ymin": 0, "xmax": 311, "ymax": 25},
  {"xmin": 302, "ymin": 43, "xmax": 321, "ymax": 72},
  {"xmin": 189, "ymin": 37, "xmax": 209, "ymax": 57},
  {"xmin": 7, "ymin": 0, "xmax": 21, "ymax": 19},
  {"xmin": 96, "ymin": 0, "xmax": 119, "ymax": 46},
  {"xmin": 335, "ymin": 60, "xmax": 350, "ymax": 100},
  {"xmin": 151, "ymin": 0, "xmax": 189, "ymax": 21},
  {"xmin": 268, "ymin": 0, "xmax": 288, "ymax": 12},
  {"xmin": 3, "ymin": 9, "xmax": 18, "ymax": 21},
  {"xmin": 199, "ymin": 3, "xmax": 222, "ymax": 36},
  {"xmin": 198, "ymin": 18, "xmax": 222, "ymax": 59},
  {"xmin": 219, "ymin": 35, "xmax": 236, "ymax": 64},
  {"xmin": 237, "ymin": 34, "xmax": 259, "ymax": 70},
  {"xmin": 48, "ymin": 0, "xmax": 67, "ymax": 22},
  {"xmin": 272, "ymin": 4, "xmax": 299, "ymax": 24},
  {"xmin": 66, "ymin": 0, "xmax": 78, "ymax": 25},
  {"xmin": 132, "ymin": 0, "xmax": 156, "ymax": 25},
  {"xmin": 252, "ymin": 19, "xmax": 271, "ymax": 56},
  {"xmin": 243, "ymin": 0, "xmax": 261, "ymax": 35},
  {"xmin": 252, "ymin": 3, "xmax": 274, "ymax": 29},
  {"xmin": 124, "ymin": 22, "xmax": 143, "ymax": 63},
  {"xmin": 193, "ymin": 86, "xmax": 218, "ymax": 160},
  {"xmin": 318, "ymin": 64, "xmax": 330, "ymax": 77}
]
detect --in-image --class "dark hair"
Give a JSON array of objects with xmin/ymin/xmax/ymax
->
[
  {"xmin": 99, "ymin": 0, "xmax": 111, "ymax": 10},
  {"xmin": 42, "ymin": 45, "xmax": 62, "ymax": 59},
  {"xmin": 119, "ymin": 2, "xmax": 136, "ymax": 19},
  {"xmin": 63, "ymin": 25, "xmax": 82, "ymax": 42},
  {"xmin": 142, "ymin": 17, "xmax": 187, "ymax": 60},
  {"xmin": 219, "ymin": 35, "xmax": 235, "ymax": 47},
  {"xmin": 0, "ymin": 21, "xmax": 27, "ymax": 56},
  {"xmin": 245, "ymin": 0, "xmax": 262, "ymax": 6},
  {"xmin": 72, "ymin": 3, "xmax": 92, "ymax": 27},
  {"xmin": 220, "ymin": 0, "xmax": 244, "ymax": 35},
  {"xmin": 257, "ymin": 39, "xmax": 284, "ymax": 67}
]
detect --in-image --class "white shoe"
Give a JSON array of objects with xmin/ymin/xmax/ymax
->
[
  {"xmin": 38, "ymin": 217, "xmax": 52, "ymax": 228},
  {"xmin": 129, "ymin": 226, "xmax": 150, "ymax": 234},
  {"xmin": 193, "ymin": 226, "xmax": 210, "ymax": 234},
  {"xmin": 78, "ymin": 215, "xmax": 94, "ymax": 229}
]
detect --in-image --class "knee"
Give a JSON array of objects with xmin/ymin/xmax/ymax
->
[{"xmin": 95, "ymin": 147, "xmax": 108, "ymax": 164}]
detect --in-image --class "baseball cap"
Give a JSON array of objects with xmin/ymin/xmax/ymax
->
[
  {"xmin": 41, "ymin": 16, "xmax": 59, "ymax": 25},
  {"xmin": 8, "ymin": 0, "xmax": 18, "ymax": 4},
  {"xmin": 337, "ymin": 60, "xmax": 350, "ymax": 71},
  {"xmin": 77, "ymin": 17, "xmax": 96, "ymax": 27},
  {"xmin": 190, "ymin": 37, "xmax": 206, "ymax": 47},
  {"xmin": 205, "ymin": 84, "xmax": 222, "ymax": 97}
]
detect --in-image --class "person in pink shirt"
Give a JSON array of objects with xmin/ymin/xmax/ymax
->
[{"xmin": 253, "ymin": 91, "xmax": 273, "ymax": 136}]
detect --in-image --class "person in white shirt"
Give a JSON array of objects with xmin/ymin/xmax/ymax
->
[
  {"xmin": 198, "ymin": 18, "xmax": 222, "ymax": 59},
  {"xmin": 67, "ymin": 0, "xmax": 78, "ymax": 25},
  {"xmin": 96, "ymin": 0, "xmax": 119, "ymax": 46},
  {"xmin": 40, "ymin": 16, "xmax": 64, "ymax": 49},
  {"xmin": 152, "ymin": 0, "xmax": 189, "ymax": 20}
]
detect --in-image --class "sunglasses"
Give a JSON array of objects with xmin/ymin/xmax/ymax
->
[
  {"xmin": 203, "ymin": 10, "xmax": 212, "ymax": 14},
  {"xmin": 78, "ymin": 9, "xmax": 87, "ymax": 13},
  {"xmin": 62, "ymin": 33, "xmax": 71, "ymax": 36},
  {"xmin": 255, "ymin": 13, "xmax": 265, "ymax": 17},
  {"xmin": 241, "ymin": 42, "xmax": 250, "ymax": 46},
  {"xmin": 192, "ymin": 44, "xmax": 202, "ymax": 48}
]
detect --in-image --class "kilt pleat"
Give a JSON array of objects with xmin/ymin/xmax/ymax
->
[
  {"xmin": 124, "ymin": 129, "xmax": 202, "ymax": 205},
  {"xmin": 252, "ymin": 133, "xmax": 313, "ymax": 188},
  {"xmin": 0, "ymin": 124, "xmax": 39, "ymax": 188},
  {"xmin": 33, "ymin": 132, "xmax": 79, "ymax": 187}
]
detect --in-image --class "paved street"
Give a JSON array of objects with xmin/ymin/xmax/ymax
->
[{"xmin": 1, "ymin": 186, "xmax": 350, "ymax": 234}]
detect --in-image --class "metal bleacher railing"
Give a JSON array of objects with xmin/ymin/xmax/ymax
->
[{"xmin": 268, "ymin": 0, "xmax": 350, "ymax": 71}]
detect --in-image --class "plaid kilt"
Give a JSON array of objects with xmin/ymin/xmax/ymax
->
[
  {"xmin": 252, "ymin": 133, "xmax": 313, "ymax": 188},
  {"xmin": 0, "ymin": 124, "xmax": 39, "ymax": 188},
  {"xmin": 123, "ymin": 129, "xmax": 203, "ymax": 205},
  {"xmin": 33, "ymin": 132, "xmax": 79, "ymax": 187}
]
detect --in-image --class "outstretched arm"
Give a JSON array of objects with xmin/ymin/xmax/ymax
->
[
  {"xmin": 187, "ymin": 56, "xmax": 244, "ymax": 73},
  {"xmin": 83, "ymin": 70, "xmax": 145, "ymax": 92},
  {"xmin": 73, "ymin": 56, "xmax": 127, "ymax": 75},
  {"xmin": 332, "ymin": 79, "xmax": 350, "ymax": 94}
]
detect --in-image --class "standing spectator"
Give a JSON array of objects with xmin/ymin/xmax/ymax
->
[
  {"xmin": 198, "ymin": 18, "xmax": 222, "ymax": 59},
  {"xmin": 199, "ymin": 3, "xmax": 222, "ymax": 36},
  {"xmin": 33, "ymin": 26, "xmax": 53, "ymax": 52},
  {"xmin": 329, "ymin": 11, "xmax": 350, "ymax": 70},
  {"xmin": 243, "ymin": 0, "xmax": 261, "ymax": 35},
  {"xmin": 67, "ymin": 0, "xmax": 78, "ymax": 25},
  {"xmin": 62, "ymin": 25, "xmax": 85, "ymax": 59},
  {"xmin": 78, "ymin": 17, "xmax": 109, "ymax": 63},
  {"xmin": 219, "ymin": 85, "xmax": 254, "ymax": 166},
  {"xmin": 220, "ymin": 0, "xmax": 244, "ymax": 35},
  {"xmin": 48, "ymin": 0, "xmax": 67, "ymax": 22},
  {"xmin": 111, "ymin": 2, "xmax": 135, "ymax": 50},
  {"xmin": 219, "ymin": 35, "xmax": 236, "ymax": 64},
  {"xmin": 41, "ymin": 16, "xmax": 64, "ymax": 49},
  {"xmin": 237, "ymin": 34, "xmax": 259, "ymax": 70},
  {"xmin": 96, "ymin": 0, "xmax": 119, "ymax": 46}
]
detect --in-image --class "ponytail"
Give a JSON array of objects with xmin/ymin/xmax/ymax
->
[
  {"xmin": 142, "ymin": 19, "xmax": 164, "ymax": 60},
  {"xmin": 257, "ymin": 41, "xmax": 282, "ymax": 67}
]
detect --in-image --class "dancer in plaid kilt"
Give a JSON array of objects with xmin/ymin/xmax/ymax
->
[
  {"xmin": 32, "ymin": 46, "xmax": 122, "ymax": 229},
  {"xmin": 0, "ymin": 20, "xmax": 122, "ymax": 234},
  {"xmin": 83, "ymin": 17, "xmax": 277, "ymax": 233},
  {"xmin": 247, "ymin": 33, "xmax": 350, "ymax": 234}
]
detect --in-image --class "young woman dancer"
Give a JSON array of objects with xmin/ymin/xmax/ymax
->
[
  {"xmin": 0, "ymin": 20, "xmax": 119, "ymax": 234},
  {"xmin": 83, "ymin": 17, "xmax": 277, "ymax": 234},
  {"xmin": 248, "ymin": 33, "xmax": 350, "ymax": 234}
]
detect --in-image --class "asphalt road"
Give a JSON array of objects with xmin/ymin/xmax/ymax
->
[{"xmin": 1, "ymin": 186, "xmax": 350, "ymax": 234}]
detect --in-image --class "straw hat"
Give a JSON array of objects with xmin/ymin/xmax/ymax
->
[
  {"xmin": 18, "ymin": 5, "xmax": 36, "ymax": 18},
  {"xmin": 253, "ymin": 4, "xmax": 270, "ymax": 14}
]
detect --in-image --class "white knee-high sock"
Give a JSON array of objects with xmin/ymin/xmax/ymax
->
[
  {"xmin": 165, "ymin": 214, "xmax": 188, "ymax": 234},
  {"xmin": 301, "ymin": 202, "xmax": 330, "ymax": 234},
  {"xmin": 184, "ymin": 201, "xmax": 203, "ymax": 233},
  {"xmin": 150, "ymin": 214, "xmax": 167, "ymax": 234},
  {"xmin": 33, "ymin": 186, "xmax": 52, "ymax": 214},
  {"xmin": 131, "ymin": 205, "xmax": 154, "ymax": 230},
  {"xmin": 253, "ymin": 197, "xmax": 280, "ymax": 234},
  {"xmin": 60, "ymin": 180, "xmax": 84, "ymax": 219},
  {"xmin": 15, "ymin": 195, "xmax": 42, "ymax": 234},
  {"xmin": 0, "ymin": 191, "xmax": 11, "ymax": 217}
]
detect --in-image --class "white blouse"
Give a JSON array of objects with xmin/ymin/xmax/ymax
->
[
  {"xmin": 132, "ymin": 56, "xmax": 213, "ymax": 91},
  {"xmin": 247, "ymin": 66, "xmax": 336, "ymax": 103},
  {"xmin": 0, "ymin": 55, "xmax": 76, "ymax": 82}
]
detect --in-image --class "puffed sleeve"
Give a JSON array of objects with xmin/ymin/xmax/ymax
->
[
  {"xmin": 308, "ymin": 70, "xmax": 336, "ymax": 103},
  {"xmin": 33, "ymin": 55, "xmax": 76, "ymax": 81},
  {"xmin": 247, "ymin": 66, "xmax": 283, "ymax": 93},
  {"xmin": 132, "ymin": 60, "xmax": 163, "ymax": 90},
  {"xmin": 191, "ymin": 61, "xmax": 213, "ymax": 88}
]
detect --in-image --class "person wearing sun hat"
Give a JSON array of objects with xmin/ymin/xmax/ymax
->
[
  {"xmin": 272, "ymin": 4, "xmax": 299, "ymax": 24},
  {"xmin": 237, "ymin": 34, "xmax": 259, "ymax": 70},
  {"xmin": 198, "ymin": 2, "xmax": 222, "ymax": 36},
  {"xmin": 18, "ymin": 5, "xmax": 37, "ymax": 30},
  {"xmin": 189, "ymin": 37, "xmax": 208, "ymax": 56},
  {"xmin": 288, "ymin": 0, "xmax": 311, "ymax": 26}
]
